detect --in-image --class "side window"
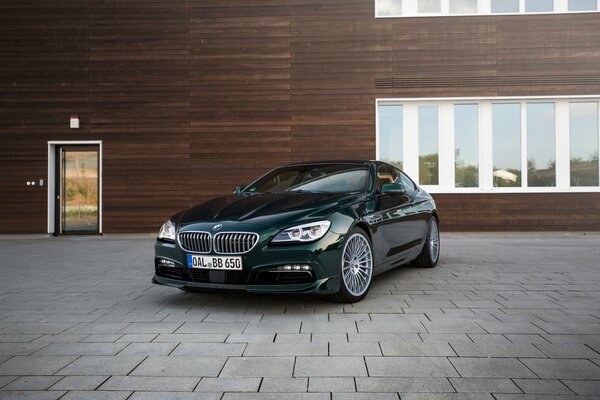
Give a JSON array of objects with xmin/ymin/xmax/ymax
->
[
  {"xmin": 376, "ymin": 165, "xmax": 393, "ymax": 192},
  {"xmin": 399, "ymin": 171, "xmax": 417, "ymax": 191},
  {"xmin": 377, "ymin": 164, "xmax": 402, "ymax": 192}
]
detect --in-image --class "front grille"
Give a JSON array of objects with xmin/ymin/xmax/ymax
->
[
  {"xmin": 225, "ymin": 271, "xmax": 251, "ymax": 284},
  {"xmin": 188, "ymin": 269, "xmax": 210, "ymax": 282},
  {"xmin": 178, "ymin": 232, "xmax": 211, "ymax": 253},
  {"xmin": 213, "ymin": 232, "xmax": 259, "ymax": 254},
  {"xmin": 188, "ymin": 269, "xmax": 250, "ymax": 285}
]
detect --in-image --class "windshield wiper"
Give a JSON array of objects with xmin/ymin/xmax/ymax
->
[{"xmin": 288, "ymin": 189, "xmax": 329, "ymax": 193}]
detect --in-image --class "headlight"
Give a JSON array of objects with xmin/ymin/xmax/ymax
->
[
  {"xmin": 272, "ymin": 220, "xmax": 331, "ymax": 244},
  {"xmin": 158, "ymin": 220, "xmax": 176, "ymax": 241}
]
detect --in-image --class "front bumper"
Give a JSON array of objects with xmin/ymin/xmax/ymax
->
[
  {"xmin": 152, "ymin": 230, "xmax": 345, "ymax": 295},
  {"xmin": 152, "ymin": 274, "xmax": 339, "ymax": 294}
]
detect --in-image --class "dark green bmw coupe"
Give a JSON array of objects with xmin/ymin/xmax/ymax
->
[{"xmin": 153, "ymin": 161, "xmax": 439, "ymax": 302}]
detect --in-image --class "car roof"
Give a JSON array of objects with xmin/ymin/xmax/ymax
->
[{"xmin": 280, "ymin": 160, "xmax": 374, "ymax": 167}]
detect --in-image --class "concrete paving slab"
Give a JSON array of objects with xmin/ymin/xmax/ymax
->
[
  {"xmin": 449, "ymin": 358, "xmax": 537, "ymax": 379},
  {"xmin": 219, "ymin": 356, "xmax": 294, "ymax": 378},
  {"xmin": 130, "ymin": 356, "xmax": 226, "ymax": 377},
  {"xmin": 294, "ymin": 356, "xmax": 368, "ymax": 377},
  {"xmin": 368, "ymin": 356, "xmax": 460, "ymax": 378},
  {"xmin": 50, "ymin": 376, "xmax": 109, "ymax": 391},
  {"xmin": 194, "ymin": 377, "xmax": 260, "ymax": 392},
  {"xmin": 0, "ymin": 355, "xmax": 78, "ymax": 375},
  {"xmin": 308, "ymin": 377, "xmax": 355, "ymax": 392},
  {"xmin": 519, "ymin": 358, "xmax": 600, "ymax": 380},
  {"xmin": 355, "ymin": 377, "xmax": 453, "ymax": 392},
  {"xmin": 260, "ymin": 377, "xmax": 308, "ymax": 392},
  {"xmin": 56, "ymin": 355, "xmax": 146, "ymax": 376},
  {"xmin": 98, "ymin": 376, "xmax": 199, "ymax": 391},
  {"xmin": 2, "ymin": 375, "xmax": 63, "ymax": 391}
]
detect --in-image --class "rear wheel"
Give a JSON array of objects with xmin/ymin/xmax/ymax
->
[
  {"xmin": 327, "ymin": 227, "xmax": 373, "ymax": 303},
  {"xmin": 412, "ymin": 217, "xmax": 440, "ymax": 268}
]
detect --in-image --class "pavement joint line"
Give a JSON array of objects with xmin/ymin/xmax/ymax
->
[
  {"xmin": 126, "ymin": 355, "xmax": 148, "ymax": 376},
  {"xmin": 95, "ymin": 375, "xmax": 112, "ymax": 391}
]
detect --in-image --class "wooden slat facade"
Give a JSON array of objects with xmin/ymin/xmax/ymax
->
[{"xmin": 1, "ymin": 0, "xmax": 599, "ymax": 233}]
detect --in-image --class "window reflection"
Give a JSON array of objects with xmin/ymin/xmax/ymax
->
[
  {"xmin": 569, "ymin": 0, "xmax": 597, "ymax": 11},
  {"xmin": 419, "ymin": 106, "xmax": 439, "ymax": 185},
  {"xmin": 526, "ymin": 0, "xmax": 553, "ymax": 12},
  {"xmin": 454, "ymin": 104, "xmax": 479, "ymax": 187},
  {"xmin": 63, "ymin": 151, "xmax": 99, "ymax": 232},
  {"xmin": 450, "ymin": 0, "xmax": 478, "ymax": 14},
  {"xmin": 378, "ymin": 105, "xmax": 403, "ymax": 170},
  {"xmin": 376, "ymin": 98, "xmax": 600, "ymax": 191},
  {"xmin": 418, "ymin": 0, "xmax": 441, "ymax": 13},
  {"xmin": 527, "ymin": 103, "xmax": 556, "ymax": 186},
  {"xmin": 570, "ymin": 102, "xmax": 599, "ymax": 186},
  {"xmin": 491, "ymin": 0, "xmax": 520, "ymax": 13},
  {"xmin": 493, "ymin": 104, "xmax": 521, "ymax": 187},
  {"xmin": 377, "ymin": 0, "xmax": 402, "ymax": 16}
]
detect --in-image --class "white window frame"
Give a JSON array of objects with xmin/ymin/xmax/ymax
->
[
  {"xmin": 47, "ymin": 140, "xmax": 103, "ymax": 234},
  {"xmin": 375, "ymin": 96, "xmax": 600, "ymax": 194},
  {"xmin": 375, "ymin": 0, "xmax": 599, "ymax": 17}
]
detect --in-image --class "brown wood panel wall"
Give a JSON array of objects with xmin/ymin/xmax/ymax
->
[
  {"xmin": 0, "ymin": 0, "xmax": 599, "ymax": 233},
  {"xmin": 434, "ymin": 193, "xmax": 600, "ymax": 231}
]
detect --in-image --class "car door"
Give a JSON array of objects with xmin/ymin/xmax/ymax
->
[
  {"xmin": 397, "ymin": 169, "xmax": 430, "ymax": 246},
  {"xmin": 373, "ymin": 164, "xmax": 419, "ymax": 264}
]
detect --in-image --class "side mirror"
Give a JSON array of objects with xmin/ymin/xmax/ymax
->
[
  {"xmin": 233, "ymin": 185, "xmax": 246, "ymax": 194},
  {"xmin": 381, "ymin": 182, "xmax": 406, "ymax": 194}
]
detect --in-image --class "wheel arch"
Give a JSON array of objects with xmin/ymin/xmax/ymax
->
[{"xmin": 353, "ymin": 221, "xmax": 372, "ymax": 242}]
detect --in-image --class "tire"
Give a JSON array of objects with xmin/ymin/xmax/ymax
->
[
  {"xmin": 326, "ymin": 227, "xmax": 374, "ymax": 303},
  {"xmin": 412, "ymin": 217, "xmax": 440, "ymax": 268}
]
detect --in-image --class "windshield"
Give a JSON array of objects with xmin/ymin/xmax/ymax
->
[{"xmin": 246, "ymin": 164, "xmax": 369, "ymax": 194}]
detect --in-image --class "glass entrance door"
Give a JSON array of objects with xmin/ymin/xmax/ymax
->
[{"xmin": 56, "ymin": 146, "xmax": 100, "ymax": 234}]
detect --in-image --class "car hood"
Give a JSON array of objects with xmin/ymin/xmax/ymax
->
[{"xmin": 174, "ymin": 192, "xmax": 363, "ymax": 226}]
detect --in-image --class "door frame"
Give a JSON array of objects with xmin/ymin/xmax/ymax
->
[{"xmin": 47, "ymin": 141, "xmax": 103, "ymax": 235}]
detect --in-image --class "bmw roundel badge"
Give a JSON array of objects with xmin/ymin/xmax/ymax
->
[{"xmin": 212, "ymin": 223, "xmax": 223, "ymax": 231}]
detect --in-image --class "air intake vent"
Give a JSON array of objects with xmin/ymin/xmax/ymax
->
[
  {"xmin": 214, "ymin": 232, "xmax": 259, "ymax": 254},
  {"xmin": 178, "ymin": 232, "xmax": 211, "ymax": 253}
]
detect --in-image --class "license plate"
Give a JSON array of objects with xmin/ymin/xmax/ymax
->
[{"xmin": 187, "ymin": 254, "xmax": 242, "ymax": 270}]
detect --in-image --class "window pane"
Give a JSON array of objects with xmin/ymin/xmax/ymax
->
[
  {"xmin": 569, "ymin": 0, "xmax": 597, "ymax": 11},
  {"xmin": 493, "ymin": 103, "xmax": 521, "ymax": 187},
  {"xmin": 378, "ymin": 105, "xmax": 403, "ymax": 170},
  {"xmin": 527, "ymin": 103, "xmax": 556, "ymax": 187},
  {"xmin": 450, "ymin": 0, "xmax": 478, "ymax": 14},
  {"xmin": 570, "ymin": 102, "xmax": 599, "ymax": 186},
  {"xmin": 400, "ymin": 171, "xmax": 416, "ymax": 191},
  {"xmin": 454, "ymin": 104, "xmax": 479, "ymax": 188},
  {"xmin": 526, "ymin": 0, "xmax": 554, "ymax": 12},
  {"xmin": 491, "ymin": 0, "xmax": 520, "ymax": 13},
  {"xmin": 62, "ymin": 151, "xmax": 99, "ymax": 232},
  {"xmin": 418, "ymin": 0, "xmax": 441, "ymax": 13},
  {"xmin": 419, "ymin": 106, "xmax": 439, "ymax": 185},
  {"xmin": 377, "ymin": 0, "xmax": 402, "ymax": 16}
]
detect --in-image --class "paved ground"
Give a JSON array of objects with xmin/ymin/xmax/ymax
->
[{"xmin": 0, "ymin": 233, "xmax": 599, "ymax": 400}]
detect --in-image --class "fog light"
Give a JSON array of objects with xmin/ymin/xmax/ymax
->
[
  {"xmin": 158, "ymin": 259, "xmax": 175, "ymax": 267},
  {"xmin": 275, "ymin": 264, "xmax": 312, "ymax": 272}
]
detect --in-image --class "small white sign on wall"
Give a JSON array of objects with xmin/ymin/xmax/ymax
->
[{"xmin": 70, "ymin": 114, "xmax": 80, "ymax": 129}]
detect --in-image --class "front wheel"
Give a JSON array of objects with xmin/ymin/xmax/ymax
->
[
  {"xmin": 327, "ymin": 227, "xmax": 374, "ymax": 303},
  {"xmin": 412, "ymin": 217, "xmax": 440, "ymax": 268}
]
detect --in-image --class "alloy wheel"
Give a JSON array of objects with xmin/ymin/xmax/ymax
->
[
  {"xmin": 341, "ymin": 233, "xmax": 373, "ymax": 297},
  {"xmin": 429, "ymin": 219, "xmax": 440, "ymax": 263}
]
